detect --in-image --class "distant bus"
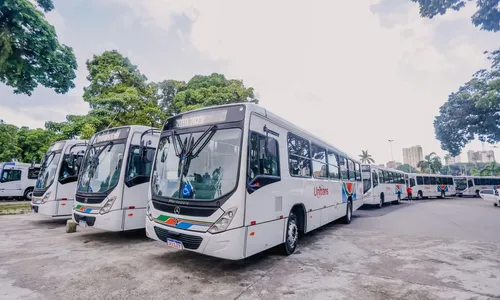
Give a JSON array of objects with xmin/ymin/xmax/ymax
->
[
  {"xmin": 72, "ymin": 126, "xmax": 159, "ymax": 231},
  {"xmin": 145, "ymin": 103, "xmax": 363, "ymax": 260},
  {"xmin": 0, "ymin": 162, "xmax": 40, "ymax": 200},
  {"xmin": 361, "ymin": 164, "xmax": 406, "ymax": 208},
  {"xmin": 454, "ymin": 176, "xmax": 500, "ymax": 197},
  {"xmin": 31, "ymin": 140, "xmax": 88, "ymax": 218},
  {"xmin": 406, "ymin": 173, "xmax": 455, "ymax": 199}
]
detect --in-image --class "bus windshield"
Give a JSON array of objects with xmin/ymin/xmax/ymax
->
[
  {"xmin": 77, "ymin": 143, "xmax": 126, "ymax": 193},
  {"xmin": 152, "ymin": 128, "xmax": 241, "ymax": 201},
  {"xmin": 455, "ymin": 177, "xmax": 467, "ymax": 191},
  {"xmin": 36, "ymin": 152, "xmax": 61, "ymax": 189}
]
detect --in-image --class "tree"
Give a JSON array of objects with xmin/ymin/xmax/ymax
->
[
  {"xmin": 410, "ymin": 0, "xmax": 500, "ymax": 32},
  {"xmin": 171, "ymin": 73, "xmax": 259, "ymax": 114},
  {"xmin": 16, "ymin": 127, "xmax": 59, "ymax": 162},
  {"xmin": 417, "ymin": 152, "xmax": 443, "ymax": 174},
  {"xmin": 397, "ymin": 163, "xmax": 419, "ymax": 173},
  {"xmin": 0, "ymin": 0, "xmax": 77, "ymax": 95},
  {"xmin": 0, "ymin": 123, "xmax": 21, "ymax": 161},
  {"xmin": 480, "ymin": 161, "xmax": 500, "ymax": 176},
  {"xmin": 358, "ymin": 150, "xmax": 375, "ymax": 164},
  {"xmin": 434, "ymin": 49, "xmax": 500, "ymax": 156}
]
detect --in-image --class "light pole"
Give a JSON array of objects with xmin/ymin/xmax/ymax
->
[{"xmin": 388, "ymin": 139, "xmax": 394, "ymax": 162}]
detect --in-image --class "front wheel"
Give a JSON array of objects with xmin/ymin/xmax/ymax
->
[
  {"xmin": 378, "ymin": 195, "xmax": 384, "ymax": 209},
  {"xmin": 23, "ymin": 188, "xmax": 34, "ymax": 201},
  {"xmin": 418, "ymin": 191, "xmax": 423, "ymax": 200},
  {"xmin": 342, "ymin": 201, "xmax": 353, "ymax": 224},
  {"xmin": 441, "ymin": 191, "xmax": 446, "ymax": 199},
  {"xmin": 280, "ymin": 212, "xmax": 298, "ymax": 255}
]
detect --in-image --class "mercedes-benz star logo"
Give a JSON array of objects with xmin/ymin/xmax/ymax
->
[{"xmin": 174, "ymin": 206, "xmax": 180, "ymax": 214}]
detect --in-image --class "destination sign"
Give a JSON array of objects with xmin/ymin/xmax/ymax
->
[
  {"xmin": 164, "ymin": 105, "xmax": 246, "ymax": 130},
  {"xmin": 93, "ymin": 127, "xmax": 129, "ymax": 144}
]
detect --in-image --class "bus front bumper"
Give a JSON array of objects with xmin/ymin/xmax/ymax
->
[
  {"xmin": 145, "ymin": 218, "xmax": 246, "ymax": 260},
  {"xmin": 73, "ymin": 209, "xmax": 122, "ymax": 231},
  {"xmin": 34, "ymin": 199, "xmax": 73, "ymax": 217}
]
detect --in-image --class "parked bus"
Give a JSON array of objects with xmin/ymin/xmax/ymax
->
[
  {"xmin": 454, "ymin": 176, "xmax": 500, "ymax": 197},
  {"xmin": 145, "ymin": 103, "xmax": 364, "ymax": 260},
  {"xmin": 361, "ymin": 165, "xmax": 406, "ymax": 208},
  {"xmin": 31, "ymin": 140, "xmax": 88, "ymax": 217},
  {"xmin": 72, "ymin": 125, "xmax": 160, "ymax": 231},
  {"xmin": 0, "ymin": 162, "xmax": 40, "ymax": 200},
  {"xmin": 406, "ymin": 173, "xmax": 455, "ymax": 199}
]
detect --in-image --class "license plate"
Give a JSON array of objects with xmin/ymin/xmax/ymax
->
[
  {"xmin": 79, "ymin": 220, "xmax": 88, "ymax": 227},
  {"xmin": 166, "ymin": 238, "xmax": 183, "ymax": 250}
]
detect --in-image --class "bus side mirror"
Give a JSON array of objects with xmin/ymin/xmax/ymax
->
[{"xmin": 145, "ymin": 149, "xmax": 155, "ymax": 162}]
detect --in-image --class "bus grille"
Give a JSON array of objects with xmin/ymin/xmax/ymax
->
[
  {"xmin": 73, "ymin": 213, "xmax": 96, "ymax": 226},
  {"xmin": 153, "ymin": 226, "xmax": 203, "ymax": 250}
]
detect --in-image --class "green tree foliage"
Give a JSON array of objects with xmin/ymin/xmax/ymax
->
[
  {"xmin": 434, "ymin": 49, "xmax": 500, "ymax": 156},
  {"xmin": 0, "ymin": 123, "xmax": 58, "ymax": 162},
  {"xmin": 358, "ymin": 150, "xmax": 375, "ymax": 164},
  {"xmin": 47, "ymin": 50, "xmax": 259, "ymax": 139},
  {"xmin": 411, "ymin": 0, "xmax": 500, "ymax": 32},
  {"xmin": 0, "ymin": 0, "xmax": 77, "ymax": 95},
  {"xmin": 397, "ymin": 163, "xmax": 419, "ymax": 173},
  {"xmin": 417, "ymin": 152, "xmax": 443, "ymax": 174},
  {"xmin": 479, "ymin": 161, "xmax": 500, "ymax": 175}
]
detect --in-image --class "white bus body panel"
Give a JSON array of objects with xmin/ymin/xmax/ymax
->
[{"xmin": 147, "ymin": 104, "xmax": 363, "ymax": 260}]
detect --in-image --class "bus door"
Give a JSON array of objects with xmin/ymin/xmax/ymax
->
[{"xmin": 121, "ymin": 130, "xmax": 158, "ymax": 230}]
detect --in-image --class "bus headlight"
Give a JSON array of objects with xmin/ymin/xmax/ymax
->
[
  {"xmin": 40, "ymin": 192, "xmax": 52, "ymax": 204},
  {"xmin": 99, "ymin": 196, "xmax": 117, "ymax": 215},
  {"xmin": 208, "ymin": 207, "xmax": 238, "ymax": 234},
  {"xmin": 146, "ymin": 201, "xmax": 153, "ymax": 221}
]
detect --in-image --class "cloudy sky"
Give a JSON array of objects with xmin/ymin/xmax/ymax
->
[{"xmin": 1, "ymin": 0, "xmax": 499, "ymax": 164}]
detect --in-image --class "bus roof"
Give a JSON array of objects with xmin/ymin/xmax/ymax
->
[
  {"xmin": 362, "ymin": 164, "xmax": 406, "ymax": 173},
  {"xmin": 164, "ymin": 103, "xmax": 361, "ymax": 164}
]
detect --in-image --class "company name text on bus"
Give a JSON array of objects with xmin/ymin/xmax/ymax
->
[{"xmin": 314, "ymin": 185, "xmax": 329, "ymax": 197}]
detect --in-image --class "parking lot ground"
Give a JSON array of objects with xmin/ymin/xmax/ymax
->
[{"xmin": 1, "ymin": 197, "xmax": 499, "ymax": 300}]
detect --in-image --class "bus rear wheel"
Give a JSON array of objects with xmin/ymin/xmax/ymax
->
[
  {"xmin": 440, "ymin": 191, "xmax": 446, "ymax": 199},
  {"xmin": 342, "ymin": 200, "xmax": 352, "ymax": 224},
  {"xmin": 378, "ymin": 195, "xmax": 384, "ymax": 209},
  {"xmin": 23, "ymin": 188, "xmax": 33, "ymax": 201},
  {"xmin": 418, "ymin": 191, "xmax": 423, "ymax": 200},
  {"xmin": 281, "ymin": 212, "xmax": 298, "ymax": 255}
]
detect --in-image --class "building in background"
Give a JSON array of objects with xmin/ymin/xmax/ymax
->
[
  {"xmin": 467, "ymin": 150, "xmax": 495, "ymax": 164},
  {"xmin": 386, "ymin": 161, "xmax": 402, "ymax": 169},
  {"xmin": 402, "ymin": 145, "xmax": 423, "ymax": 168},
  {"xmin": 445, "ymin": 155, "xmax": 461, "ymax": 165}
]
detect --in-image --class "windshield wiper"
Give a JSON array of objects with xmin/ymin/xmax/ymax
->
[{"xmin": 82, "ymin": 141, "xmax": 114, "ymax": 192}]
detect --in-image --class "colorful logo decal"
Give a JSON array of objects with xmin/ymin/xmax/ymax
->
[
  {"xmin": 437, "ymin": 185, "xmax": 449, "ymax": 193},
  {"xmin": 155, "ymin": 214, "xmax": 213, "ymax": 230},
  {"xmin": 395, "ymin": 184, "xmax": 403, "ymax": 193},
  {"xmin": 74, "ymin": 204, "xmax": 93, "ymax": 214},
  {"xmin": 314, "ymin": 185, "xmax": 329, "ymax": 198},
  {"xmin": 342, "ymin": 182, "xmax": 357, "ymax": 203}
]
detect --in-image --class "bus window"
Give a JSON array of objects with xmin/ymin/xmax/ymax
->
[
  {"xmin": 311, "ymin": 144, "xmax": 327, "ymax": 179},
  {"xmin": 410, "ymin": 178, "xmax": 416, "ymax": 187},
  {"xmin": 338, "ymin": 156, "xmax": 348, "ymax": 180},
  {"xmin": 423, "ymin": 177, "xmax": 430, "ymax": 185},
  {"xmin": 28, "ymin": 168, "xmax": 40, "ymax": 179},
  {"xmin": 378, "ymin": 170, "xmax": 384, "ymax": 184},
  {"xmin": 417, "ymin": 176, "xmax": 423, "ymax": 185},
  {"xmin": 327, "ymin": 150, "xmax": 340, "ymax": 179},
  {"xmin": 125, "ymin": 146, "xmax": 155, "ymax": 187},
  {"xmin": 355, "ymin": 162, "xmax": 362, "ymax": 182},
  {"xmin": 430, "ymin": 177, "xmax": 436, "ymax": 185},
  {"xmin": 474, "ymin": 178, "xmax": 480, "ymax": 185},
  {"xmin": 436, "ymin": 177, "xmax": 441, "ymax": 185},
  {"xmin": 372, "ymin": 170, "xmax": 379, "ymax": 188},
  {"xmin": 468, "ymin": 179, "xmax": 473, "ymax": 187},
  {"xmin": 1, "ymin": 169, "xmax": 22, "ymax": 182},
  {"xmin": 347, "ymin": 159, "xmax": 355, "ymax": 181},
  {"xmin": 287, "ymin": 133, "xmax": 311, "ymax": 177}
]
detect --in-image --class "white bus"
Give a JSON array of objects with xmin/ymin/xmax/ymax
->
[
  {"xmin": 31, "ymin": 140, "xmax": 88, "ymax": 218},
  {"xmin": 406, "ymin": 173, "xmax": 456, "ymax": 199},
  {"xmin": 72, "ymin": 125, "xmax": 159, "ymax": 231},
  {"xmin": 361, "ymin": 165, "xmax": 406, "ymax": 208},
  {"xmin": 145, "ymin": 103, "xmax": 364, "ymax": 260},
  {"xmin": 0, "ymin": 162, "xmax": 40, "ymax": 200},
  {"xmin": 454, "ymin": 176, "xmax": 500, "ymax": 197}
]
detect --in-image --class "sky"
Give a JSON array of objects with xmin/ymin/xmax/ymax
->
[{"xmin": 1, "ymin": 0, "xmax": 499, "ymax": 165}]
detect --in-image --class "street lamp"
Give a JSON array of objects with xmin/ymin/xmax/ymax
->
[{"xmin": 388, "ymin": 139, "xmax": 394, "ymax": 162}]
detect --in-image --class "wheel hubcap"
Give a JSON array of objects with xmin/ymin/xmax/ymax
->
[{"xmin": 287, "ymin": 220, "xmax": 298, "ymax": 248}]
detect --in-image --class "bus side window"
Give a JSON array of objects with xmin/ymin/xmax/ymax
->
[
  {"xmin": 468, "ymin": 179, "xmax": 473, "ymax": 187},
  {"xmin": 372, "ymin": 171, "xmax": 378, "ymax": 187},
  {"xmin": 327, "ymin": 150, "xmax": 340, "ymax": 180},
  {"xmin": 410, "ymin": 178, "xmax": 416, "ymax": 187},
  {"xmin": 249, "ymin": 131, "xmax": 280, "ymax": 181},
  {"xmin": 287, "ymin": 133, "xmax": 311, "ymax": 177},
  {"xmin": 417, "ymin": 176, "xmax": 423, "ymax": 185},
  {"xmin": 311, "ymin": 144, "xmax": 327, "ymax": 179}
]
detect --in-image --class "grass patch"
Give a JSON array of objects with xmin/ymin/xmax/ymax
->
[{"xmin": 0, "ymin": 204, "xmax": 31, "ymax": 211}]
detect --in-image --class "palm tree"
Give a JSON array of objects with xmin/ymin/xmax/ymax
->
[
  {"xmin": 417, "ymin": 152, "xmax": 443, "ymax": 174},
  {"xmin": 359, "ymin": 150, "xmax": 375, "ymax": 164},
  {"xmin": 479, "ymin": 161, "xmax": 500, "ymax": 176}
]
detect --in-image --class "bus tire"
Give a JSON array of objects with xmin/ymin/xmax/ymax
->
[
  {"xmin": 475, "ymin": 190, "xmax": 480, "ymax": 197},
  {"xmin": 441, "ymin": 191, "xmax": 446, "ymax": 199},
  {"xmin": 378, "ymin": 194, "xmax": 384, "ymax": 209},
  {"xmin": 281, "ymin": 212, "xmax": 298, "ymax": 255},
  {"xmin": 394, "ymin": 192, "xmax": 401, "ymax": 204},
  {"xmin": 342, "ymin": 200, "xmax": 352, "ymax": 224},
  {"xmin": 23, "ymin": 187, "xmax": 34, "ymax": 201},
  {"xmin": 494, "ymin": 202, "xmax": 498, "ymax": 207},
  {"xmin": 418, "ymin": 191, "xmax": 423, "ymax": 200}
]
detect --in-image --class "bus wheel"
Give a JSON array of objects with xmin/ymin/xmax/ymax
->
[
  {"xmin": 475, "ymin": 190, "xmax": 480, "ymax": 197},
  {"xmin": 378, "ymin": 195, "xmax": 384, "ymax": 209},
  {"xmin": 494, "ymin": 202, "xmax": 498, "ymax": 207},
  {"xmin": 281, "ymin": 212, "xmax": 298, "ymax": 255},
  {"xmin": 395, "ymin": 193, "xmax": 401, "ymax": 205},
  {"xmin": 23, "ymin": 188, "xmax": 34, "ymax": 201},
  {"xmin": 342, "ymin": 200, "xmax": 352, "ymax": 224},
  {"xmin": 441, "ymin": 191, "xmax": 446, "ymax": 199},
  {"xmin": 418, "ymin": 191, "xmax": 423, "ymax": 200}
]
